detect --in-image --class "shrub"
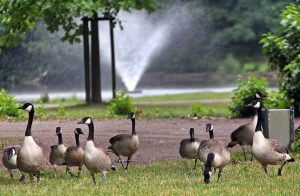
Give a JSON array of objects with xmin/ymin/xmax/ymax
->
[
  {"xmin": 228, "ymin": 75, "xmax": 268, "ymax": 117},
  {"xmin": 264, "ymin": 90, "xmax": 290, "ymax": 109},
  {"xmin": 57, "ymin": 105, "xmax": 66, "ymax": 116},
  {"xmin": 0, "ymin": 89, "xmax": 19, "ymax": 117},
  {"xmin": 291, "ymin": 126, "xmax": 300, "ymax": 154},
  {"xmin": 107, "ymin": 90, "xmax": 134, "ymax": 116},
  {"xmin": 35, "ymin": 104, "xmax": 45, "ymax": 117},
  {"xmin": 190, "ymin": 103, "xmax": 216, "ymax": 117},
  {"xmin": 260, "ymin": 4, "xmax": 300, "ymax": 115},
  {"xmin": 190, "ymin": 103, "xmax": 205, "ymax": 117}
]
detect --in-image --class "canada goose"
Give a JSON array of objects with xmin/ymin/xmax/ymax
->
[
  {"xmin": 77, "ymin": 117, "xmax": 115, "ymax": 185},
  {"xmin": 49, "ymin": 127, "xmax": 66, "ymax": 177},
  {"xmin": 251, "ymin": 100, "xmax": 295, "ymax": 175},
  {"xmin": 64, "ymin": 128, "xmax": 84, "ymax": 178},
  {"xmin": 17, "ymin": 103, "xmax": 46, "ymax": 183},
  {"xmin": 198, "ymin": 138, "xmax": 231, "ymax": 184},
  {"xmin": 227, "ymin": 92, "xmax": 265, "ymax": 161},
  {"xmin": 179, "ymin": 128, "xmax": 200, "ymax": 170},
  {"xmin": 108, "ymin": 112, "xmax": 139, "ymax": 170},
  {"xmin": 2, "ymin": 145, "xmax": 20, "ymax": 178},
  {"xmin": 206, "ymin": 124, "xmax": 214, "ymax": 139}
]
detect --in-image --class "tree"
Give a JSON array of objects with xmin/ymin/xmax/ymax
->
[
  {"xmin": 0, "ymin": 0, "xmax": 158, "ymax": 103},
  {"xmin": 260, "ymin": 3, "xmax": 300, "ymax": 114}
]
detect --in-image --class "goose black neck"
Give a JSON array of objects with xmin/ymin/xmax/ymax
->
[
  {"xmin": 190, "ymin": 129, "xmax": 195, "ymax": 142},
  {"xmin": 57, "ymin": 133, "xmax": 63, "ymax": 145},
  {"xmin": 87, "ymin": 122, "xmax": 94, "ymax": 141},
  {"xmin": 131, "ymin": 118, "xmax": 136, "ymax": 135},
  {"xmin": 75, "ymin": 134, "xmax": 80, "ymax": 147},
  {"xmin": 255, "ymin": 108, "xmax": 263, "ymax": 132},
  {"xmin": 25, "ymin": 110, "xmax": 34, "ymax": 136},
  {"xmin": 209, "ymin": 130, "xmax": 214, "ymax": 139},
  {"xmin": 205, "ymin": 153, "xmax": 215, "ymax": 170}
]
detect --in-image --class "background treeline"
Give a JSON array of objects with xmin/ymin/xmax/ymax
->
[{"xmin": 0, "ymin": 0, "xmax": 294, "ymax": 90}]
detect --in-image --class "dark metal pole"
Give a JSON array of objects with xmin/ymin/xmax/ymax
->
[
  {"xmin": 82, "ymin": 17, "xmax": 91, "ymax": 104},
  {"xmin": 109, "ymin": 19, "xmax": 116, "ymax": 99},
  {"xmin": 91, "ymin": 13, "xmax": 101, "ymax": 103}
]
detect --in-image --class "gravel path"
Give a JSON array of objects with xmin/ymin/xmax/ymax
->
[{"xmin": 1, "ymin": 117, "xmax": 299, "ymax": 171}]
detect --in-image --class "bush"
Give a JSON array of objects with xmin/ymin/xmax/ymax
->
[
  {"xmin": 291, "ymin": 126, "xmax": 300, "ymax": 154},
  {"xmin": 260, "ymin": 4, "xmax": 300, "ymax": 115},
  {"xmin": 190, "ymin": 103, "xmax": 216, "ymax": 117},
  {"xmin": 228, "ymin": 75, "xmax": 268, "ymax": 117},
  {"xmin": 0, "ymin": 89, "xmax": 19, "ymax": 117},
  {"xmin": 107, "ymin": 90, "xmax": 134, "ymax": 116},
  {"xmin": 264, "ymin": 90, "xmax": 290, "ymax": 109}
]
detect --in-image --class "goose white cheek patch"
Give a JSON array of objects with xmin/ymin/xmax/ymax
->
[
  {"xmin": 25, "ymin": 105, "xmax": 33, "ymax": 112},
  {"xmin": 85, "ymin": 118, "xmax": 91, "ymax": 124},
  {"xmin": 74, "ymin": 129, "xmax": 78, "ymax": 135},
  {"xmin": 12, "ymin": 149, "xmax": 16, "ymax": 155},
  {"xmin": 254, "ymin": 102, "xmax": 260, "ymax": 108}
]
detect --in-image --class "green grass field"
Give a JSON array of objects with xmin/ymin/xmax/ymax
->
[{"xmin": 0, "ymin": 154, "xmax": 299, "ymax": 195}]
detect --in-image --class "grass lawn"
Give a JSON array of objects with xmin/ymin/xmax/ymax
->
[
  {"xmin": 2, "ymin": 92, "xmax": 232, "ymax": 121},
  {"xmin": 0, "ymin": 153, "xmax": 299, "ymax": 195}
]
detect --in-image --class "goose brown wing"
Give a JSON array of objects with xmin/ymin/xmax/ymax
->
[
  {"xmin": 269, "ymin": 139, "xmax": 287, "ymax": 153},
  {"xmin": 109, "ymin": 134, "xmax": 131, "ymax": 145}
]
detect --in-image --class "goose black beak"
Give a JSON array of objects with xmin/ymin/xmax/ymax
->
[{"xmin": 77, "ymin": 120, "xmax": 84, "ymax": 124}]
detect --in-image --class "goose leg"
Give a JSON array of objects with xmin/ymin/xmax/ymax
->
[
  {"xmin": 262, "ymin": 165, "xmax": 268, "ymax": 175},
  {"xmin": 278, "ymin": 161, "xmax": 287, "ymax": 176},
  {"xmin": 241, "ymin": 145, "xmax": 247, "ymax": 161},
  {"xmin": 19, "ymin": 174, "xmax": 26, "ymax": 183},
  {"xmin": 182, "ymin": 159, "xmax": 189, "ymax": 171},
  {"xmin": 66, "ymin": 166, "xmax": 76, "ymax": 177},
  {"xmin": 125, "ymin": 156, "xmax": 131, "ymax": 170},
  {"xmin": 118, "ymin": 157, "xmax": 125, "ymax": 169},
  {"xmin": 214, "ymin": 168, "xmax": 217, "ymax": 174},
  {"xmin": 193, "ymin": 159, "xmax": 198, "ymax": 169},
  {"xmin": 53, "ymin": 164, "xmax": 57, "ymax": 177},
  {"xmin": 77, "ymin": 165, "xmax": 83, "ymax": 178},
  {"xmin": 8, "ymin": 169, "xmax": 13, "ymax": 178},
  {"xmin": 217, "ymin": 168, "xmax": 223, "ymax": 182},
  {"xmin": 91, "ymin": 173, "xmax": 96, "ymax": 185},
  {"xmin": 101, "ymin": 171, "xmax": 107, "ymax": 183},
  {"xmin": 29, "ymin": 175, "xmax": 35, "ymax": 183},
  {"xmin": 37, "ymin": 173, "xmax": 41, "ymax": 183}
]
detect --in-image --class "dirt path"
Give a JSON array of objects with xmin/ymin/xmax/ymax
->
[{"xmin": 1, "ymin": 118, "xmax": 299, "ymax": 171}]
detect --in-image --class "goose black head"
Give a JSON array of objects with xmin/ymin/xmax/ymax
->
[
  {"xmin": 56, "ymin": 127, "xmax": 62, "ymax": 135},
  {"xmin": 6, "ymin": 147, "xmax": 17, "ymax": 160},
  {"xmin": 77, "ymin": 117, "xmax": 93, "ymax": 125},
  {"xmin": 251, "ymin": 100, "xmax": 261, "ymax": 109},
  {"xmin": 253, "ymin": 91, "xmax": 265, "ymax": 100},
  {"xmin": 127, "ymin": 112, "xmax": 135, "ymax": 120},
  {"xmin": 18, "ymin": 103, "xmax": 34, "ymax": 112},
  {"xmin": 74, "ymin": 128, "xmax": 84, "ymax": 135},
  {"xmin": 206, "ymin": 124, "xmax": 213, "ymax": 132},
  {"xmin": 203, "ymin": 168, "xmax": 212, "ymax": 184}
]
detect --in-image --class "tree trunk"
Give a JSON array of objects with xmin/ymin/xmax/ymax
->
[
  {"xmin": 110, "ymin": 19, "xmax": 116, "ymax": 99},
  {"xmin": 90, "ymin": 13, "xmax": 101, "ymax": 103},
  {"xmin": 82, "ymin": 17, "xmax": 91, "ymax": 104}
]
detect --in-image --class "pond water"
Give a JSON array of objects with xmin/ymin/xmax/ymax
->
[{"xmin": 12, "ymin": 87, "xmax": 236, "ymax": 102}]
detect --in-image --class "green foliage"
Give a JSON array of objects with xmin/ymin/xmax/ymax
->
[
  {"xmin": 0, "ymin": 0, "xmax": 159, "ymax": 47},
  {"xmin": 107, "ymin": 90, "xmax": 134, "ymax": 116},
  {"xmin": 264, "ymin": 90, "xmax": 290, "ymax": 109},
  {"xmin": 35, "ymin": 104, "xmax": 45, "ymax": 117},
  {"xmin": 190, "ymin": 103, "xmax": 216, "ymax": 117},
  {"xmin": 291, "ymin": 125, "xmax": 300, "ymax": 153},
  {"xmin": 228, "ymin": 76, "xmax": 268, "ymax": 117},
  {"xmin": 0, "ymin": 89, "xmax": 19, "ymax": 117},
  {"xmin": 57, "ymin": 105, "xmax": 66, "ymax": 117},
  {"xmin": 260, "ymin": 3, "xmax": 300, "ymax": 115}
]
